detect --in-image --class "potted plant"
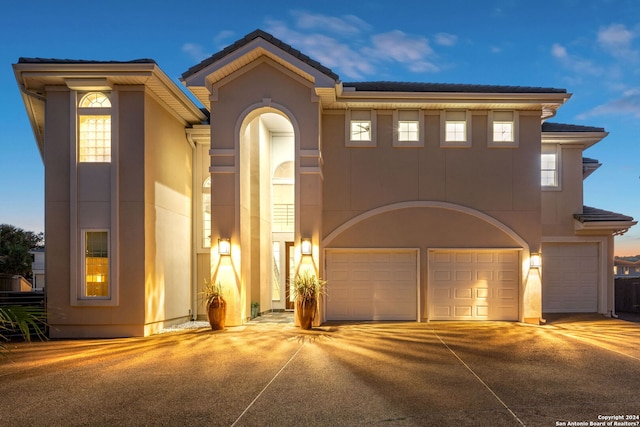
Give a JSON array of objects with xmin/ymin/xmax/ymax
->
[
  {"xmin": 292, "ymin": 272, "xmax": 327, "ymax": 330},
  {"xmin": 251, "ymin": 302, "xmax": 259, "ymax": 319},
  {"xmin": 202, "ymin": 280, "xmax": 226, "ymax": 330}
]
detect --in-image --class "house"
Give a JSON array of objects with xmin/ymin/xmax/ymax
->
[
  {"xmin": 13, "ymin": 30, "xmax": 636, "ymax": 338},
  {"xmin": 29, "ymin": 248, "xmax": 45, "ymax": 290},
  {"xmin": 614, "ymin": 258, "xmax": 640, "ymax": 278}
]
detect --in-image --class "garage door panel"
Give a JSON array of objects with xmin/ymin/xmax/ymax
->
[
  {"xmin": 543, "ymin": 243, "xmax": 598, "ymax": 313},
  {"xmin": 326, "ymin": 250, "xmax": 418, "ymax": 321},
  {"xmin": 429, "ymin": 250, "xmax": 519, "ymax": 321}
]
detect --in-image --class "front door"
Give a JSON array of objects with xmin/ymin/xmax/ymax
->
[{"xmin": 285, "ymin": 241, "xmax": 295, "ymax": 309}]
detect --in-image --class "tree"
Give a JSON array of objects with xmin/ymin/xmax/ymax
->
[{"xmin": 0, "ymin": 224, "xmax": 43, "ymax": 279}]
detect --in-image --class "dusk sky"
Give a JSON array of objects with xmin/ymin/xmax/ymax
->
[{"xmin": 1, "ymin": 0, "xmax": 639, "ymax": 254}]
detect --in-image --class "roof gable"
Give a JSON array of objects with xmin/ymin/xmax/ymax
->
[
  {"xmin": 182, "ymin": 30, "xmax": 338, "ymax": 81},
  {"xmin": 181, "ymin": 29, "xmax": 339, "ymax": 106}
]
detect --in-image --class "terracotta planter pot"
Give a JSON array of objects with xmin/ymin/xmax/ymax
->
[
  {"xmin": 296, "ymin": 297, "xmax": 316, "ymax": 330},
  {"xmin": 207, "ymin": 296, "xmax": 226, "ymax": 330}
]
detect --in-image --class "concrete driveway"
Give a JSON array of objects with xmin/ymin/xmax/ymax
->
[{"xmin": 1, "ymin": 315, "xmax": 639, "ymax": 427}]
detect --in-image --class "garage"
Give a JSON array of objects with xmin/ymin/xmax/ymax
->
[
  {"xmin": 325, "ymin": 249, "xmax": 418, "ymax": 321},
  {"xmin": 542, "ymin": 243, "xmax": 598, "ymax": 313},
  {"xmin": 428, "ymin": 250, "xmax": 519, "ymax": 321}
]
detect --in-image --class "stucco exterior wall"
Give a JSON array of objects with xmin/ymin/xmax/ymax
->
[
  {"xmin": 321, "ymin": 110, "xmax": 542, "ymax": 252},
  {"xmin": 542, "ymin": 145, "xmax": 584, "ymax": 236},
  {"xmin": 143, "ymin": 91, "xmax": 193, "ymax": 334},
  {"xmin": 43, "ymin": 88, "xmax": 72, "ymax": 337}
]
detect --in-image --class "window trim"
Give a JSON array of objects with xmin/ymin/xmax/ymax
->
[
  {"xmin": 81, "ymin": 229, "xmax": 111, "ymax": 300},
  {"xmin": 78, "ymin": 91, "xmax": 112, "ymax": 163},
  {"xmin": 488, "ymin": 111, "xmax": 519, "ymax": 148},
  {"xmin": 346, "ymin": 110, "xmax": 376, "ymax": 147},
  {"xmin": 393, "ymin": 110, "xmax": 424, "ymax": 147},
  {"xmin": 202, "ymin": 176, "xmax": 211, "ymax": 249},
  {"xmin": 541, "ymin": 145, "xmax": 561, "ymax": 190},
  {"xmin": 440, "ymin": 110, "xmax": 472, "ymax": 147}
]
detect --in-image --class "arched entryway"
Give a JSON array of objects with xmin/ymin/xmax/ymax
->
[{"xmin": 239, "ymin": 109, "xmax": 295, "ymax": 313}]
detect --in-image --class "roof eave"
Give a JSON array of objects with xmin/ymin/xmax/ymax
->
[
  {"xmin": 574, "ymin": 219, "xmax": 638, "ymax": 236},
  {"xmin": 542, "ymin": 131, "xmax": 609, "ymax": 149},
  {"xmin": 333, "ymin": 91, "xmax": 569, "ymax": 114}
]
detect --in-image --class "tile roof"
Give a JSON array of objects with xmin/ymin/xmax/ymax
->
[
  {"xmin": 181, "ymin": 29, "xmax": 339, "ymax": 81},
  {"xmin": 583, "ymin": 157, "xmax": 601, "ymax": 164},
  {"xmin": 343, "ymin": 81, "xmax": 567, "ymax": 94},
  {"xmin": 542, "ymin": 122, "xmax": 605, "ymax": 133},
  {"xmin": 18, "ymin": 58, "xmax": 156, "ymax": 64},
  {"xmin": 574, "ymin": 206, "xmax": 634, "ymax": 223}
]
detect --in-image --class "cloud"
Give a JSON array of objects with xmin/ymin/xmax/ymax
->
[
  {"xmin": 577, "ymin": 88, "xmax": 640, "ymax": 119},
  {"xmin": 434, "ymin": 33, "xmax": 458, "ymax": 47},
  {"xmin": 550, "ymin": 42, "xmax": 603, "ymax": 76},
  {"xmin": 182, "ymin": 43, "xmax": 209, "ymax": 62},
  {"xmin": 266, "ymin": 19, "xmax": 374, "ymax": 79},
  {"xmin": 265, "ymin": 18, "xmax": 445, "ymax": 79},
  {"xmin": 597, "ymin": 23, "xmax": 638, "ymax": 60},
  {"xmin": 366, "ymin": 30, "xmax": 439, "ymax": 73},
  {"xmin": 551, "ymin": 43, "xmax": 568, "ymax": 59},
  {"xmin": 291, "ymin": 11, "xmax": 370, "ymax": 35}
]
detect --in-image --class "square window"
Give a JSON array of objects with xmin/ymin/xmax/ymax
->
[
  {"xmin": 493, "ymin": 122, "xmax": 514, "ymax": 142},
  {"xmin": 441, "ymin": 111, "xmax": 471, "ymax": 147},
  {"xmin": 398, "ymin": 121, "xmax": 419, "ymax": 141},
  {"xmin": 446, "ymin": 121, "xmax": 466, "ymax": 141},
  {"xmin": 350, "ymin": 120, "xmax": 371, "ymax": 141}
]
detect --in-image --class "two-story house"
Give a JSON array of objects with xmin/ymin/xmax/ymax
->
[{"xmin": 13, "ymin": 30, "xmax": 635, "ymax": 337}]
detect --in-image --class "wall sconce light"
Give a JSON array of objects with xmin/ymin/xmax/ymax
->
[
  {"xmin": 301, "ymin": 238, "xmax": 312, "ymax": 255},
  {"xmin": 530, "ymin": 253, "xmax": 541, "ymax": 269},
  {"xmin": 218, "ymin": 238, "xmax": 231, "ymax": 256}
]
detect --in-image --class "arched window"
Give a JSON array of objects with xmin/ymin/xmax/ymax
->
[
  {"xmin": 202, "ymin": 176, "xmax": 211, "ymax": 248},
  {"xmin": 78, "ymin": 92, "xmax": 111, "ymax": 162}
]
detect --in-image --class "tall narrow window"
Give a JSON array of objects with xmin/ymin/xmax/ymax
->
[
  {"xmin": 202, "ymin": 177, "xmax": 211, "ymax": 248},
  {"xmin": 541, "ymin": 147, "xmax": 559, "ymax": 187},
  {"xmin": 84, "ymin": 231, "xmax": 109, "ymax": 298},
  {"xmin": 78, "ymin": 92, "xmax": 111, "ymax": 162}
]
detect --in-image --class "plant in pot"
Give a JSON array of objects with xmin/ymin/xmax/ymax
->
[
  {"xmin": 202, "ymin": 280, "xmax": 226, "ymax": 330},
  {"xmin": 250, "ymin": 302, "xmax": 259, "ymax": 319},
  {"xmin": 291, "ymin": 271, "xmax": 327, "ymax": 330}
]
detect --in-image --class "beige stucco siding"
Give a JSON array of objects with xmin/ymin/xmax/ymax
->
[
  {"xmin": 143, "ymin": 91, "xmax": 193, "ymax": 333},
  {"xmin": 43, "ymin": 89, "xmax": 73, "ymax": 336},
  {"xmin": 322, "ymin": 111, "xmax": 542, "ymax": 251},
  {"xmin": 542, "ymin": 146, "xmax": 584, "ymax": 236}
]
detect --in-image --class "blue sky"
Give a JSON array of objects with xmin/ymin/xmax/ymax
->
[{"xmin": 1, "ymin": 0, "xmax": 639, "ymax": 254}]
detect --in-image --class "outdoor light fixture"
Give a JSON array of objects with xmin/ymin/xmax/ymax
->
[
  {"xmin": 218, "ymin": 238, "xmax": 231, "ymax": 256},
  {"xmin": 301, "ymin": 238, "xmax": 312, "ymax": 255},
  {"xmin": 530, "ymin": 253, "xmax": 542, "ymax": 269}
]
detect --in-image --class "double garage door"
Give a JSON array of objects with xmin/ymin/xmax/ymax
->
[{"xmin": 325, "ymin": 249, "xmax": 519, "ymax": 321}]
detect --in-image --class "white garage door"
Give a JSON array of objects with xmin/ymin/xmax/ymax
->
[
  {"xmin": 325, "ymin": 250, "xmax": 418, "ymax": 321},
  {"xmin": 542, "ymin": 243, "xmax": 598, "ymax": 313},
  {"xmin": 429, "ymin": 250, "xmax": 519, "ymax": 321}
]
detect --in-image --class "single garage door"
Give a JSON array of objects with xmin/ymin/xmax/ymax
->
[
  {"xmin": 429, "ymin": 250, "xmax": 519, "ymax": 321},
  {"xmin": 542, "ymin": 243, "xmax": 598, "ymax": 313},
  {"xmin": 325, "ymin": 250, "xmax": 418, "ymax": 321}
]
